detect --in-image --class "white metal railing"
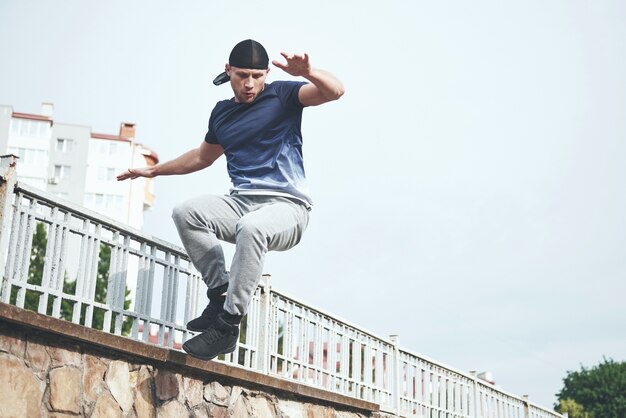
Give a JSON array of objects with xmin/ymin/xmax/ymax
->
[{"xmin": 0, "ymin": 155, "xmax": 562, "ymax": 418}]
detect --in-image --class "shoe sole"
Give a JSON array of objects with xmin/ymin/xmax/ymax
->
[
  {"xmin": 186, "ymin": 325, "xmax": 210, "ymax": 332},
  {"xmin": 186, "ymin": 317, "xmax": 217, "ymax": 332},
  {"xmin": 182, "ymin": 340, "xmax": 237, "ymax": 361}
]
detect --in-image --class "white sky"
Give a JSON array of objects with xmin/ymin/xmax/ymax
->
[{"xmin": 1, "ymin": 0, "xmax": 625, "ymax": 408}]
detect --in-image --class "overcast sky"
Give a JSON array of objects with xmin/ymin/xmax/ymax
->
[{"xmin": 1, "ymin": 0, "xmax": 625, "ymax": 408}]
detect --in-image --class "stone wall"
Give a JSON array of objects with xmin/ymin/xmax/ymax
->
[{"xmin": 0, "ymin": 305, "xmax": 392, "ymax": 418}]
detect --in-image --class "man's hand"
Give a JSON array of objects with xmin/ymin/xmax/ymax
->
[
  {"xmin": 117, "ymin": 167, "xmax": 155, "ymax": 181},
  {"xmin": 272, "ymin": 52, "xmax": 312, "ymax": 77},
  {"xmin": 273, "ymin": 52, "xmax": 345, "ymax": 107},
  {"xmin": 117, "ymin": 142, "xmax": 224, "ymax": 181}
]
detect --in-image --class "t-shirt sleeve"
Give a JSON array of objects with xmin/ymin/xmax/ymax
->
[
  {"xmin": 274, "ymin": 81, "xmax": 308, "ymax": 108},
  {"xmin": 204, "ymin": 106, "xmax": 219, "ymax": 144}
]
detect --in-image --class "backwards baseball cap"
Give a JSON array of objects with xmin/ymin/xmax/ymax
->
[{"xmin": 213, "ymin": 39, "xmax": 269, "ymax": 86}]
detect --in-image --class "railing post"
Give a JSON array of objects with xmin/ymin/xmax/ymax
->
[
  {"xmin": 523, "ymin": 394, "xmax": 530, "ymax": 418},
  {"xmin": 389, "ymin": 334, "xmax": 401, "ymax": 417},
  {"xmin": 257, "ymin": 273, "xmax": 272, "ymax": 375},
  {"xmin": 470, "ymin": 371, "xmax": 479, "ymax": 418},
  {"xmin": 0, "ymin": 155, "xmax": 18, "ymax": 300}
]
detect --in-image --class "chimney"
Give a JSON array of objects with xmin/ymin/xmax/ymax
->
[
  {"xmin": 119, "ymin": 122, "xmax": 136, "ymax": 139},
  {"xmin": 477, "ymin": 371, "xmax": 495, "ymax": 385},
  {"xmin": 41, "ymin": 102, "xmax": 54, "ymax": 118}
]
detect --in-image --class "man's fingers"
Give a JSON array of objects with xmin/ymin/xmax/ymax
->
[
  {"xmin": 280, "ymin": 52, "xmax": 308, "ymax": 62},
  {"xmin": 117, "ymin": 168, "xmax": 138, "ymax": 181},
  {"xmin": 272, "ymin": 60, "xmax": 287, "ymax": 70},
  {"xmin": 274, "ymin": 51, "xmax": 310, "ymax": 75}
]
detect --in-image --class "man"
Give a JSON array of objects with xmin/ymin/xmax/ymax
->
[{"xmin": 117, "ymin": 39, "xmax": 344, "ymax": 360}]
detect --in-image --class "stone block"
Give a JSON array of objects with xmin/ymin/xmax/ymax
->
[
  {"xmin": 91, "ymin": 393, "xmax": 122, "ymax": 418},
  {"xmin": 83, "ymin": 354, "xmax": 107, "ymax": 404},
  {"xmin": 50, "ymin": 366, "xmax": 81, "ymax": 413},
  {"xmin": 26, "ymin": 340, "xmax": 50, "ymax": 373},
  {"xmin": 174, "ymin": 372, "xmax": 185, "ymax": 404},
  {"xmin": 278, "ymin": 399, "xmax": 306, "ymax": 418},
  {"xmin": 208, "ymin": 404, "xmax": 229, "ymax": 418},
  {"xmin": 0, "ymin": 334, "xmax": 26, "ymax": 358},
  {"xmin": 183, "ymin": 376, "xmax": 204, "ymax": 408},
  {"xmin": 0, "ymin": 353, "xmax": 43, "ymax": 418},
  {"xmin": 48, "ymin": 345, "xmax": 82, "ymax": 368},
  {"xmin": 157, "ymin": 400, "xmax": 188, "ymax": 417},
  {"xmin": 204, "ymin": 380, "xmax": 229, "ymax": 406},
  {"xmin": 155, "ymin": 369, "xmax": 179, "ymax": 401},
  {"xmin": 307, "ymin": 404, "xmax": 337, "ymax": 418},
  {"xmin": 191, "ymin": 404, "xmax": 210, "ymax": 418},
  {"xmin": 249, "ymin": 394, "xmax": 277, "ymax": 417},
  {"xmin": 135, "ymin": 365, "xmax": 155, "ymax": 418},
  {"xmin": 230, "ymin": 393, "xmax": 252, "ymax": 417},
  {"xmin": 229, "ymin": 385, "xmax": 243, "ymax": 407},
  {"xmin": 106, "ymin": 360, "xmax": 134, "ymax": 412}
]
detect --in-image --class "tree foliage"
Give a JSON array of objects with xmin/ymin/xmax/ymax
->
[
  {"xmin": 555, "ymin": 398, "xmax": 592, "ymax": 418},
  {"xmin": 62, "ymin": 244, "xmax": 132, "ymax": 335},
  {"xmin": 10, "ymin": 222, "xmax": 49, "ymax": 309},
  {"xmin": 556, "ymin": 358, "xmax": 626, "ymax": 418},
  {"xmin": 15, "ymin": 222, "xmax": 132, "ymax": 335}
]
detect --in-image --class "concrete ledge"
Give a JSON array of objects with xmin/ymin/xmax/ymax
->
[{"xmin": 0, "ymin": 302, "xmax": 380, "ymax": 414}]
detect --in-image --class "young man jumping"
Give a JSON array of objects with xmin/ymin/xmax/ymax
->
[{"xmin": 117, "ymin": 39, "xmax": 344, "ymax": 360}]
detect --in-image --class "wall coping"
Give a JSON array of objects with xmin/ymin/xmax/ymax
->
[{"xmin": 0, "ymin": 302, "xmax": 380, "ymax": 414}]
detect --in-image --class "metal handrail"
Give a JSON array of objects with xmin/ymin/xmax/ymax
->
[{"xmin": 0, "ymin": 155, "xmax": 562, "ymax": 418}]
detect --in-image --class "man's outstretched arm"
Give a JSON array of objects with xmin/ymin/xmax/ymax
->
[
  {"xmin": 117, "ymin": 141, "xmax": 224, "ymax": 181},
  {"xmin": 272, "ymin": 52, "xmax": 345, "ymax": 107}
]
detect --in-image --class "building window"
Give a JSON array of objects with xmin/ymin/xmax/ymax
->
[
  {"xmin": 54, "ymin": 164, "xmax": 72, "ymax": 180},
  {"xmin": 97, "ymin": 167, "xmax": 116, "ymax": 181},
  {"xmin": 84, "ymin": 193, "xmax": 125, "ymax": 211},
  {"xmin": 97, "ymin": 141, "xmax": 121, "ymax": 155},
  {"xmin": 7, "ymin": 147, "xmax": 48, "ymax": 165},
  {"xmin": 10, "ymin": 119, "xmax": 50, "ymax": 138},
  {"xmin": 56, "ymin": 138, "xmax": 73, "ymax": 152}
]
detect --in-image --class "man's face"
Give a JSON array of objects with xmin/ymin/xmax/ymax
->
[{"xmin": 226, "ymin": 65, "xmax": 269, "ymax": 103}]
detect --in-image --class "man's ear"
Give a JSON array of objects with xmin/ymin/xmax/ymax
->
[{"xmin": 225, "ymin": 64, "xmax": 231, "ymax": 76}]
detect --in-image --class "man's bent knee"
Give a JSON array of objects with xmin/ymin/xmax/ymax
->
[
  {"xmin": 171, "ymin": 200, "xmax": 198, "ymax": 229},
  {"xmin": 235, "ymin": 219, "xmax": 266, "ymax": 245}
]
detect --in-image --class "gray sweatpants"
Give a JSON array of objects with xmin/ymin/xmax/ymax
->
[{"xmin": 172, "ymin": 194, "xmax": 309, "ymax": 316}]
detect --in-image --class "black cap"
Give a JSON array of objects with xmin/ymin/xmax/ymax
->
[{"xmin": 213, "ymin": 39, "xmax": 269, "ymax": 86}]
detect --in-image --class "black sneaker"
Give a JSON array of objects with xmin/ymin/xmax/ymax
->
[
  {"xmin": 182, "ymin": 314, "xmax": 239, "ymax": 361},
  {"xmin": 186, "ymin": 283, "xmax": 228, "ymax": 332},
  {"xmin": 186, "ymin": 304, "xmax": 221, "ymax": 332}
]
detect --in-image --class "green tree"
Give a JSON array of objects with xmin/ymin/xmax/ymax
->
[
  {"xmin": 16, "ymin": 222, "xmax": 132, "ymax": 335},
  {"xmin": 63, "ymin": 244, "xmax": 132, "ymax": 335},
  {"xmin": 555, "ymin": 398, "xmax": 592, "ymax": 418},
  {"xmin": 10, "ymin": 222, "xmax": 49, "ymax": 309},
  {"xmin": 555, "ymin": 358, "xmax": 626, "ymax": 418}
]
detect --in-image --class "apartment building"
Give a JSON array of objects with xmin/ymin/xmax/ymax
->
[{"xmin": 0, "ymin": 103, "xmax": 158, "ymax": 230}]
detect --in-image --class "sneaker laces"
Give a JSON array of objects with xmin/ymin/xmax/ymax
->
[
  {"xmin": 200, "ymin": 304, "xmax": 219, "ymax": 317},
  {"xmin": 197, "ymin": 318, "xmax": 238, "ymax": 345},
  {"xmin": 197, "ymin": 326, "xmax": 227, "ymax": 345}
]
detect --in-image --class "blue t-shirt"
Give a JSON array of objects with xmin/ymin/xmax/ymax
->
[{"xmin": 205, "ymin": 80, "xmax": 312, "ymax": 206}]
